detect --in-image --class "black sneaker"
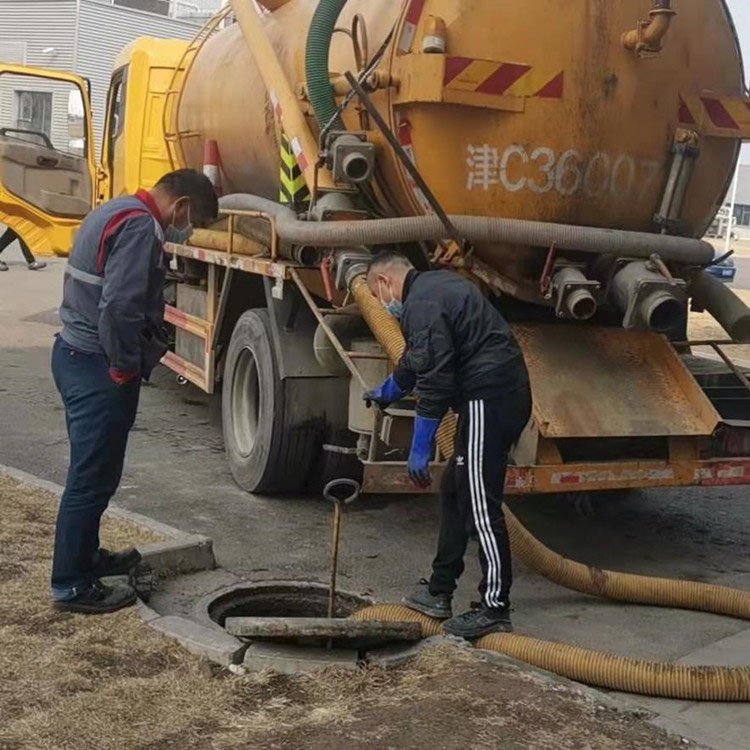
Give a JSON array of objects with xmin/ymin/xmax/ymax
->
[
  {"xmin": 402, "ymin": 578, "xmax": 453, "ymax": 619},
  {"xmin": 53, "ymin": 580, "xmax": 137, "ymax": 615},
  {"xmin": 442, "ymin": 603, "xmax": 513, "ymax": 639},
  {"xmin": 95, "ymin": 547, "xmax": 142, "ymax": 577}
]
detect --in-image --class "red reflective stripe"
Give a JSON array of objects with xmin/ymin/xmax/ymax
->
[
  {"xmin": 443, "ymin": 56, "xmax": 474, "ymax": 86},
  {"xmin": 476, "ymin": 63, "xmax": 532, "ymax": 96},
  {"xmin": 678, "ymin": 95, "xmax": 696, "ymax": 125},
  {"xmin": 405, "ymin": 0, "xmax": 425, "ymax": 24},
  {"xmin": 535, "ymin": 71, "xmax": 565, "ymax": 99},
  {"xmin": 96, "ymin": 208, "xmax": 149, "ymax": 273},
  {"xmin": 701, "ymin": 97, "xmax": 739, "ymax": 130}
]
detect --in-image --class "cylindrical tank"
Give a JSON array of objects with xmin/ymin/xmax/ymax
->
[{"xmin": 178, "ymin": 0, "xmax": 743, "ymax": 279}]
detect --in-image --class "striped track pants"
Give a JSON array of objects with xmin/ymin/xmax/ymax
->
[{"xmin": 429, "ymin": 390, "xmax": 532, "ymax": 608}]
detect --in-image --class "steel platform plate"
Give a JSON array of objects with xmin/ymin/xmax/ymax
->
[{"xmin": 513, "ymin": 324, "xmax": 721, "ymax": 439}]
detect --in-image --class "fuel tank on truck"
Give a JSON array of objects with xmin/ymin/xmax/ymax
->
[{"xmin": 177, "ymin": 0, "xmax": 744, "ymax": 285}]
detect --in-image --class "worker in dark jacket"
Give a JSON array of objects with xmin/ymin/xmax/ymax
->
[
  {"xmin": 51, "ymin": 169, "xmax": 218, "ymax": 614},
  {"xmin": 364, "ymin": 251, "xmax": 532, "ymax": 638}
]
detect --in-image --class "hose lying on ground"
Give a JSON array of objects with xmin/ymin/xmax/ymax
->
[
  {"xmin": 220, "ymin": 194, "xmax": 715, "ymax": 265},
  {"xmin": 349, "ymin": 274, "xmax": 750, "ymax": 701}
]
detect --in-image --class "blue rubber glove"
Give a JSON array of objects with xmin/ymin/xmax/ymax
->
[
  {"xmin": 408, "ymin": 416, "xmax": 440, "ymax": 488},
  {"xmin": 364, "ymin": 374, "xmax": 407, "ymax": 410}
]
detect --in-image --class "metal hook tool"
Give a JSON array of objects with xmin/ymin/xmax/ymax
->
[{"xmin": 323, "ymin": 478, "xmax": 361, "ymax": 620}]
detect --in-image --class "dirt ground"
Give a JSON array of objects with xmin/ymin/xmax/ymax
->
[{"xmin": 0, "ymin": 473, "xmax": 703, "ymax": 750}]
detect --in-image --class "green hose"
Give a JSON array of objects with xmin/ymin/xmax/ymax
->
[{"xmin": 305, "ymin": 0, "xmax": 348, "ymax": 133}]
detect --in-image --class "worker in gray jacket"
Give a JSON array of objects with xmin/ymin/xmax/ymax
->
[{"xmin": 51, "ymin": 169, "xmax": 218, "ymax": 614}]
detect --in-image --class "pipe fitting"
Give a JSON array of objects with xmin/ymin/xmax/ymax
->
[
  {"xmin": 550, "ymin": 267, "xmax": 600, "ymax": 321},
  {"xmin": 622, "ymin": 0, "xmax": 676, "ymax": 55},
  {"xmin": 328, "ymin": 133, "xmax": 375, "ymax": 185},
  {"xmin": 611, "ymin": 261, "xmax": 686, "ymax": 333}
]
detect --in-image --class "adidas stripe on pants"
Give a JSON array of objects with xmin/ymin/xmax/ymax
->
[{"xmin": 429, "ymin": 389, "xmax": 532, "ymax": 608}]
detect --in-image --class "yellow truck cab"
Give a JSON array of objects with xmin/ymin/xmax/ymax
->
[{"xmin": 0, "ymin": 38, "xmax": 186, "ymax": 257}]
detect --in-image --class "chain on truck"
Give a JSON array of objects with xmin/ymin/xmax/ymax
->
[{"xmin": 4, "ymin": 0, "xmax": 750, "ymax": 699}]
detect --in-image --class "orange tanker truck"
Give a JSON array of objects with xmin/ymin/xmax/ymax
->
[
  {"xmin": 2, "ymin": 0, "xmax": 750, "ymax": 498},
  {"xmin": 6, "ymin": 0, "xmax": 750, "ymax": 702}
]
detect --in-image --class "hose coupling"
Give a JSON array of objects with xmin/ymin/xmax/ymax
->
[{"xmin": 549, "ymin": 267, "xmax": 600, "ymax": 321}]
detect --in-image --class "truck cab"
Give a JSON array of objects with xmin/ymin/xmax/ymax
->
[{"xmin": 0, "ymin": 38, "xmax": 186, "ymax": 256}]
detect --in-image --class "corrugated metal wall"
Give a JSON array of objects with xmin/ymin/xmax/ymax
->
[
  {"xmin": 78, "ymin": 0, "xmax": 206, "ymax": 146},
  {"xmin": 0, "ymin": 0, "xmax": 210, "ymax": 152},
  {"xmin": 0, "ymin": 2, "xmax": 78, "ymax": 153}
]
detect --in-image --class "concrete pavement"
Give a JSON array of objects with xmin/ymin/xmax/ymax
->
[
  {"xmin": 732, "ymin": 256, "xmax": 750, "ymax": 290},
  {"xmin": 2, "ymin": 244, "xmax": 750, "ymax": 748}
]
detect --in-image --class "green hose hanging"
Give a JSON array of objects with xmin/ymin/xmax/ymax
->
[{"xmin": 305, "ymin": 0, "xmax": 349, "ymax": 133}]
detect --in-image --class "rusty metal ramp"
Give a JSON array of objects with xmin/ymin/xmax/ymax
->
[{"xmin": 513, "ymin": 324, "xmax": 721, "ymax": 439}]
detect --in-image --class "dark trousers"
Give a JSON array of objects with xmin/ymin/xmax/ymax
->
[
  {"xmin": 50, "ymin": 336, "xmax": 141, "ymax": 597},
  {"xmin": 0, "ymin": 227, "xmax": 34, "ymax": 263},
  {"xmin": 429, "ymin": 388, "xmax": 532, "ymax": 607}
]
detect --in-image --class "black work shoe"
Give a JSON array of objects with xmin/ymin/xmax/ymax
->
[
  {"xmin": 53, "ymin": 580, "xmax": 137, "ymax": 615},
  {"xmin": 95, "ymin": 547, "xmax": 142, "ymax": 577},
  {"xmin": 402, "ymin": 578, "xmax": 453, "ymax": 620},
  {"xmin": 442, "ymin": 603, "xmax": 513, "ymax": 639}
]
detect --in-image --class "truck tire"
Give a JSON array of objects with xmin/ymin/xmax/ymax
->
[{"xmin": 222, "ymin": 309, "xmax": 320, "ymax": 494}]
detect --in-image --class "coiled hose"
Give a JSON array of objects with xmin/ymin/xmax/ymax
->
[{"xmin": 349, "ymin": 274, "xmax": 750, "ymax": 701}]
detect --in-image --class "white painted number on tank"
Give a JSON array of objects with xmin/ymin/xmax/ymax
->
[
  {"xmin": 528, "ymin": 147, "xmax": 555, "ymax": 194},
  {"xmin": 466, "ymin": 144, "xmax": 661, "ymax": 203}
]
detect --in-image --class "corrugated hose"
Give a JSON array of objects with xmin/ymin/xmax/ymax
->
[{"xmin": 349, "ymin": 274, "xmax": 750, "ymax": 701}]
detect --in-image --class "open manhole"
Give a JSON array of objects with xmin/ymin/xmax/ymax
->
[
  {"xmin": 199, "ymin": 581, "xmax": 421, "ymax": 673},
  {"xmin": 207, "ymin": 580, "xmax": 367, "ymax": 627},
  {"xmin": 202, "ymin": 580, "xmax": 378, "ymax": 649}
]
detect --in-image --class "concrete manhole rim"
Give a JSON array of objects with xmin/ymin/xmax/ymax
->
[
  {"xmin": 192, "ymin": 579, "xmax": 378, "ymax": 674},
  {"xmin": 193, "ymin": 578, "xmax": 374, "ymax": 635}
]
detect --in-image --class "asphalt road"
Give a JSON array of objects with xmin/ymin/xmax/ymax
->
[{"xmin": 1, "ymin": 251, "xmax": 750, "ymax": 749}]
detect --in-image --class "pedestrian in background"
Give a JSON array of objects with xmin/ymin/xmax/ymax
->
[{"xmin": 0, "ymin": 226, "xmax": 46, "ymax": 271}]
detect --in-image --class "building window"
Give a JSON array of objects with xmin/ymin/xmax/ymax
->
[
  {"xmin": 113, "ymin": 0, "xmax": 169, "ymax": 15},
  {"xmin": 15, "ymin": 91, "xmax": 52, "ymax": 138}
]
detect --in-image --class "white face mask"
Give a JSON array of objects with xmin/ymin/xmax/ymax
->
[
  {"xmin": 378, "ymin": 278, "xmax": 403, "ymax": 319},
  {"xmin": 164, "ymin": 200, "xmax": 194, "ymax": 245}
]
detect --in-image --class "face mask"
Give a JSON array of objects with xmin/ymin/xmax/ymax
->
[
  {"xmin": 386, "ymin": 299, "xmax": 404, "ymax": 319},
  {"xmin": 379, "ymin": 279, "xmax": 403, "ymax": 320},
  {"xmin": 164, "ymin": 201, "xmax": 194, "ymax": 245}
]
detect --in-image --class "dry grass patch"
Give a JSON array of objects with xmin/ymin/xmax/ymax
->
[{"xmin": 0, "ymin": 474, "xmax": 700, "ymax": 750}]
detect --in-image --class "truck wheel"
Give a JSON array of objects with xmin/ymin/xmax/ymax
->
[{"xmin": 222, "ymin": 309, "xmax": 320, "ymax": 494}]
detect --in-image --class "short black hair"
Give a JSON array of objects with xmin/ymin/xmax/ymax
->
[
  {"xmin": 366, "ymin": 250, "xmax": 413, "ymax": 282},
  {"xmin": 156, "ymin": 169, "xmax": 219, "ymax": 226}
]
